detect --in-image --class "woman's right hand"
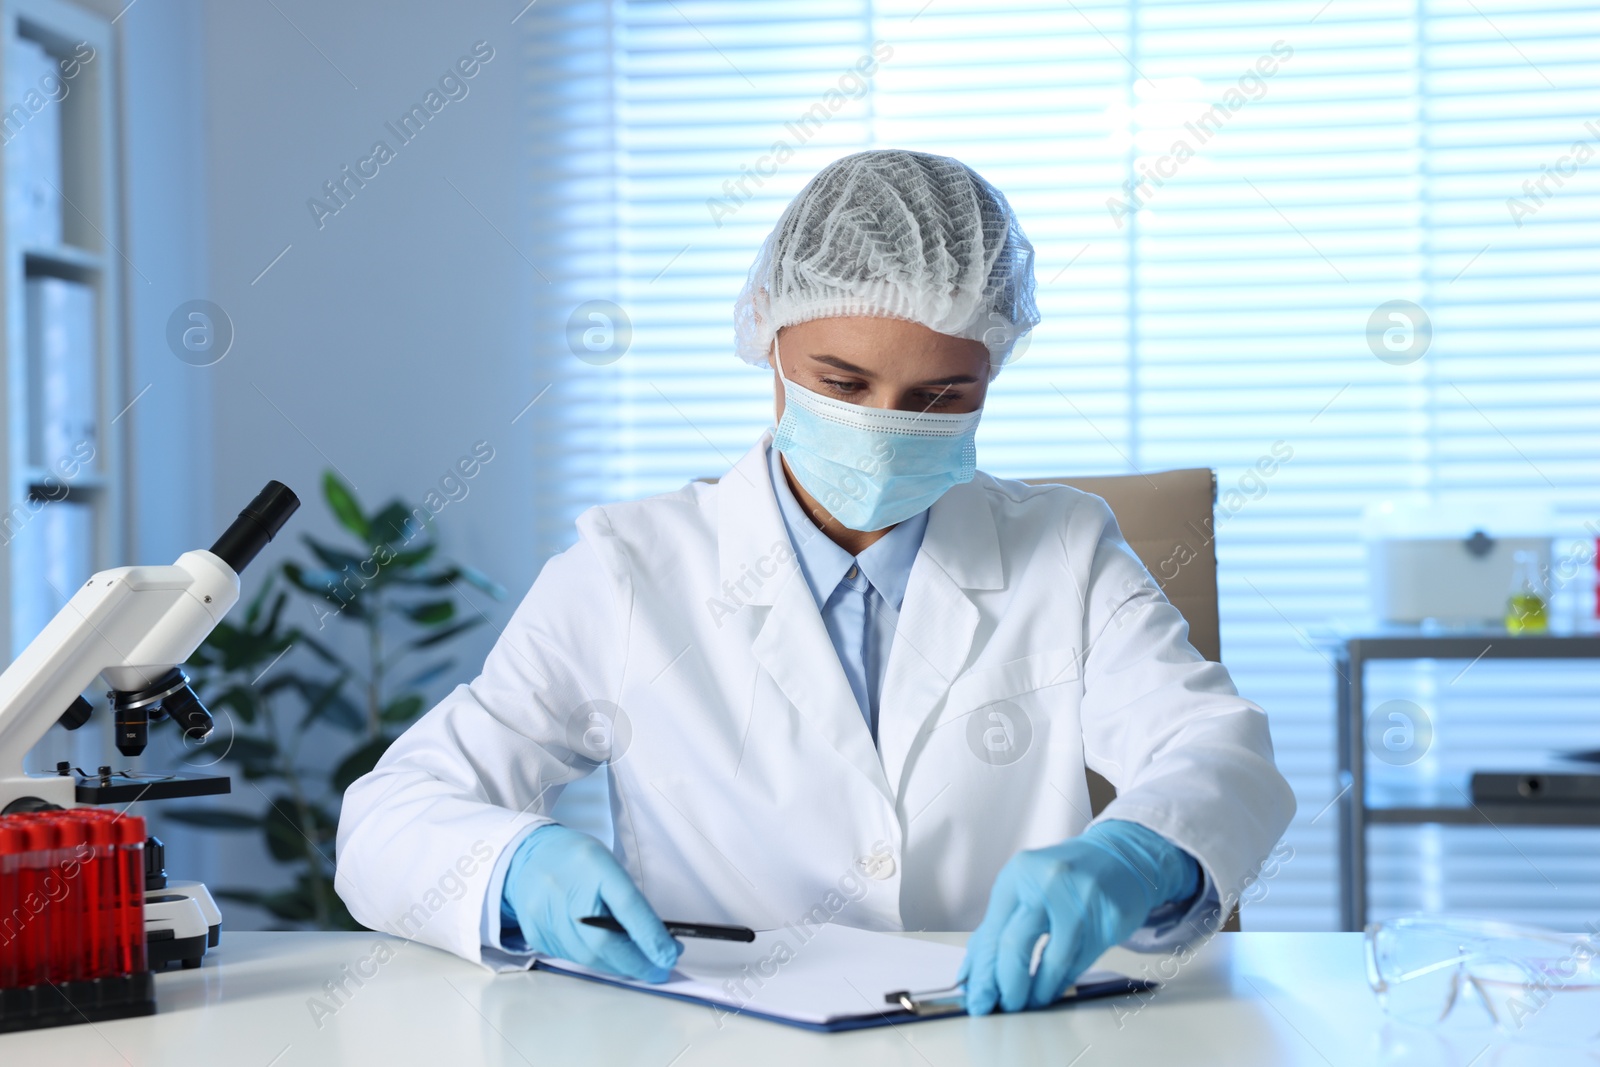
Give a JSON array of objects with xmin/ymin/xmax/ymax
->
[{"xmin": 500, "ymin": 823, "xmax": 682, "ymax": 981}]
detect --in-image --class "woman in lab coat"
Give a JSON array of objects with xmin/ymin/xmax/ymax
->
[{"xmin": 336, "ymin": 149, "xmax": 1295, "ymax": 1016}]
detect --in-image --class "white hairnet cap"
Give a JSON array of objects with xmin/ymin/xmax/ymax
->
[{"xmin": 734, "ymin": 149, "xmax": 1040, "ymax": 380}]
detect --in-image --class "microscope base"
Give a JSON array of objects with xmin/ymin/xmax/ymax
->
[
  {"xmin": 147, "ymin": 930, "xmax": 209, "ymax": 970},
  {"xmin": 145, "ymin": 880, "xmax": 222, "ymax": 969}
]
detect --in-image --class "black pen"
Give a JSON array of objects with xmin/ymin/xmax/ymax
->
[{"xmin": 580, "ymin": 915, "xmax": 756, "ymax": 943}]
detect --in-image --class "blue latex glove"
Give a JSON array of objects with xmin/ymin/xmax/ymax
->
[
  {"xmin": 500, "ymin": 824, "xmax": 682, "ymax": 982},
  {"xmin": 959, "ymin": 819, "xmax": 1201, "ymax": 1015}
]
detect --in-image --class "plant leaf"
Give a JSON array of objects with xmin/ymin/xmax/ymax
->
[
  {"xmin": 283, "ymin": 562, "xmax": 366, "ymax": 619},
  {"xmin": 294, "ymin": 632, "xmax": 343, "ymax": 665},
  {"xmin": 258, "ymin": 673, "xmax": 304, "ymax": 699},
  {"xmin": 262, "ymin": 586, "xmax": 289, "ymax": 635},
  {"xmin": 303, "ymin": 536, "xmax": 369, "ymax": 577},
  {"xmin": 408, "ymin": 618, "xmax": 481, "ymax": 651},
  {"xmin": 392, "ymin": 507, "xmax": 434, "ymax": 543},
  {"xmin": 207, "ymin": 735, "xmax": 279, "ymax": 781},
  {"xmin": 333, "ymin": 736, "xmax": 394, "ymax": 794},
  {"xmin": 403, "ymin": 600, "xmax": 454, "ymax": 625},
  {"xmin": 296, "ymin": 675, "xmax": 364, "ymax": 733},
  {"xmin": 323, "ymin": 471, "xmax": 370, "ymax": 541},
  {"xmin": 380, "ymin": 694, "xmax": 425, "ymax": 724},
  {"xmin": 453, "ymin": 563, "xmax": 507, "ymax": 599},
  {"xmin": 163, "ymin": 808, "xmax": 262, "ymax": 830},
  {"xmin": 215, "ymin": 734, "xmax": 278, "ymax": 766},
  {"xmin": 207, "ymin": 684, "xmax": 263, "ymax": 726},
  {"xmin": 263, "ymin": 797, "xmax": 323, "ymax": 863},
  {"xmin": 243, "ymin": 574, "xmax": 275, "ymax": 627},
  {"xmin": 369, "ymin": 502, "xmax": 420, "ymax": 546},
  {"xmin": 394, "ymin": 563, "xmax": 508, "ymax": 599},
  {"xmin": 385, "ymin": 544, "xmax": 436, "ymax": 572},
  {"xmin": 403, "ymin": 659, "xmax": 455, "ymax": 689},
  {"xmin": 280, "ymin": 561, "xmax": 335, "ymax": 596}
]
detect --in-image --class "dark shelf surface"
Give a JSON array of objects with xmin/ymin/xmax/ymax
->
[
  {"xmin": 1316, "ymin": 624, "xmax": 1600, "ymax": 661},
  {"xmin": 1367, "ymin": 803, "xmax": 1600, "ymax": 827},
  {"xmin": 1348, "ymin": 634, "xmax": 1600, "ymax": 661}
]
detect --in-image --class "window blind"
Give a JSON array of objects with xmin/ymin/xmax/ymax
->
[{"xmin": 521, "ymin": 0, "xmax": 1600, "ymax": 930}]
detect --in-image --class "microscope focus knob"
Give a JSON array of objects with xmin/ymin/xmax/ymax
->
[
  {"xmin": 57, "ymin": 695, "xmax": 93, "ymax": 731},
  {"xmin": 145, "ymin": 834, "xmax": 168, "ymax": 891}
]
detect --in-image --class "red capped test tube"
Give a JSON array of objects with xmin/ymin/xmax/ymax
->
[
  {"xmin": 10, "ymin": 816, "xmax": 57, "ymax": 988},
  {"xmin": 48, "ymin": 815, "xmax": 89, "ymax": 982},
  {"xmin": 112, "ymin": 813, "xmax": 147, "ymax": 975},
  {"xmin": 0, "ymin": 822, "xmax": 26, "ymax": 988},
  {"xmin": 71, "ymin": 811, "xmax": 118, "ymax": 980}
]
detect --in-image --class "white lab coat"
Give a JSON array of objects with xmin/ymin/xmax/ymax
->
[{"xmin": 335, "ymin": 430, "xmax": 1296, "ymax": 969}]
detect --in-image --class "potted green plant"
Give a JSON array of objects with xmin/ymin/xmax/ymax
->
[{"xmin": 166, "ymin": 471, "xmax": 503, "ymax": 929}]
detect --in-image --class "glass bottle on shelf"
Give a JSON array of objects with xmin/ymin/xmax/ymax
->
[{"xmin": 1505, "ymin": 549, "xmax": 1548, "ymax": 635}]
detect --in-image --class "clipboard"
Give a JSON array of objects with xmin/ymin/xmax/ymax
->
[{"xmin": 530, "ymin": 923, "xmax": 1157, "ymax": 1033}]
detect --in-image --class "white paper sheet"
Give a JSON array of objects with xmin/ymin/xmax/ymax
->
[{"xmin": 538, "ymin": 923, "xmax": 1133, "ymax": 1026}]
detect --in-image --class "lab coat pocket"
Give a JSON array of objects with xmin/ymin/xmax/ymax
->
[
  {"xmin": 903, "ymin": 647, "xmax": 1088, "ymax": 869},
  {"xmin": 945, "ymin": 645, "xmax": 1084, "ymax": 713},
  {"xmin": 922, "ymin": 646, "xmax": 1085, "ymax": 772},
  {"xmin": 642, "ymin": 772, "xmax": 774, "ymax": 866}
]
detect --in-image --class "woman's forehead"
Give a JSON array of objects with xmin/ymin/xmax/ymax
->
[{"xmin": 778, "ymin": 317, "xmax": 988, "ymax": 380}]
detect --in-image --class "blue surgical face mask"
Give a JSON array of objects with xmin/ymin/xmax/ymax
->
[{"xmin": 771, "ymin": 334, "xmax": 982, "ymax": 532}]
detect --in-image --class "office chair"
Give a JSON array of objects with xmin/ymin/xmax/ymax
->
[{"xmin": 1027, "ymin": 467, "xmax": 1242, "ymax": 932}]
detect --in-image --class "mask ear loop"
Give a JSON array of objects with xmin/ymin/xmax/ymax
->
[
  {"xmin": 772, "ymin": 331, "xmax": 788, "ymax": 384},
  {"xmin": 772, "ymin": 332, "xmax": 795, "ymax": 436}
]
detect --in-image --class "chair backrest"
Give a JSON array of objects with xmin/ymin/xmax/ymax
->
[
  {"xmin": 1024, "ymin": 468, "xmax": 1220, "ymax": 663},
  {"xmin": 1028, "ymin": 467, "xmax": 1239, "ymax": 931}
]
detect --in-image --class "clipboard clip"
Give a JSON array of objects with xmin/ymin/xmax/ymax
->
[{"xmin": 883, "ymin": 982, "xmax": 1080, "ymax": 1017}]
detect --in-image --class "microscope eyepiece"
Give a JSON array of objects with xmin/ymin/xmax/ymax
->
[{"xmin": 209, "ymin": 480, "xmax": 300, "ymax": 576}]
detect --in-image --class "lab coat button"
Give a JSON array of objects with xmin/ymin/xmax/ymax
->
[{"xmin": 857, "ymin": 852, "xmax": 896, "ymax": 880}]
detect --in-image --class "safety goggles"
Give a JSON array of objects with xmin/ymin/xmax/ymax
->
[{"xmin": 1365, "ymin": 916, "xmax": 1600, "ymax": 1044}]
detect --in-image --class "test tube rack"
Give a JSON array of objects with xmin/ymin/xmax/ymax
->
[{"xmin": 0, "ymin": 808, "xmax": 155, "ymax": 1031}]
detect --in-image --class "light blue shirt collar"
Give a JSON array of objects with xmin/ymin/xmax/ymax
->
[{"xmin": 767, "ymin": 442, "xmax": 927, "ymax": 611}]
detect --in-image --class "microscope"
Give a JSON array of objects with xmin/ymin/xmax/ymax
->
[{"xmin": 0, "ymin": 481, "xmax": 299, "ymax": 975}]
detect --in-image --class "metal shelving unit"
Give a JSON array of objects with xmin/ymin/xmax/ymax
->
[{"xmin": 1332, "ymin": 631, "xmax": 1600, "ymax": 931}]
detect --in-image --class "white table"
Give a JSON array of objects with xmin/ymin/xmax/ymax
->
[{"xmin": 0, "ymin": 931, "xmax": 1581, "ymax": 1065}]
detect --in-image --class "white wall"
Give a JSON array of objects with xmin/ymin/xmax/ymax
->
[
  {"xmin": 117, "ymin": 0, "xmax": 212, "ymax": 570},
  {"xmin": 185, "ymin": 0, "xmax": 572, "ymax": 927},
  {"xmin": 200, "ymin": 0, "xmax": 537, "ymax": 597}
]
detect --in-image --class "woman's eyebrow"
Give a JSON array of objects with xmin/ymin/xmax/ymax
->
[
  {"xmin": 809, "ymin": 354, "xmax": 980, "ymax": 387},
  {"xmin": 811, "ymin": 354, "xmax": 875, "ymax": 375}
]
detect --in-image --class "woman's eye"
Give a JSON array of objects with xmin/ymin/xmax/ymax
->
[
  {"xmin": 820, "ymin": 378, "xmax": 864, "ymax": 395},
  {"xmin": 918, "ymin": 391, "xmax": 958, "ymax": 408}
]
